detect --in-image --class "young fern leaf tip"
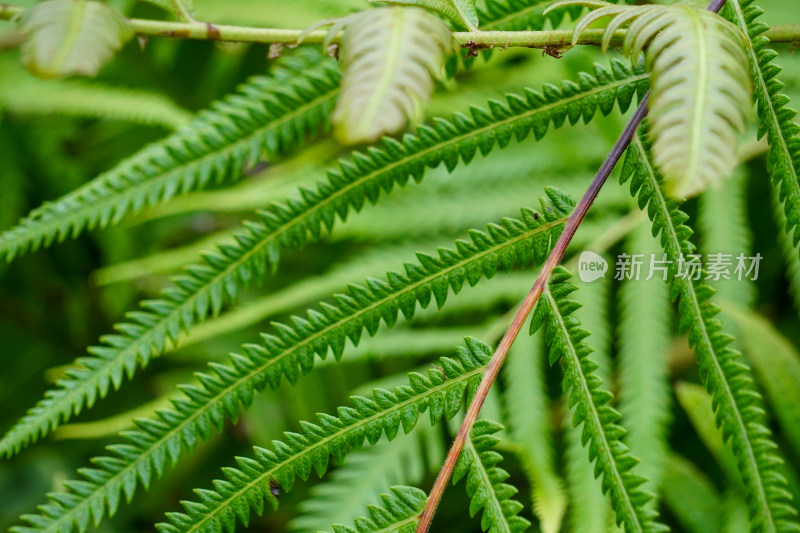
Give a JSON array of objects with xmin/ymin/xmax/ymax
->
[
  {"xmin": 18, "ymin": 0, "xmax": 132, "ymax": 79},
  {"xmin": 330, "ymin": 7, "xmax": 452, "ymax": 145},
  {"xmin": 549, "ymin": 0, "xmax": 752, "ymax": 197}
]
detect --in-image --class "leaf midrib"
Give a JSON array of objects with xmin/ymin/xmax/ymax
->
[
  {"xmin": 38, "ymin": 215, "xmax": 567, "ymax": 532},
  {"xmin": 543, "ymin": 287, "xmax": 645, "ymax": 533},
  {"xmin": 632, "ymin": 134, "xmax": 775, "ymax": 531},
  {"xmin": 463, "ymin": 438, "xmax": 513, "ymax": 533}
]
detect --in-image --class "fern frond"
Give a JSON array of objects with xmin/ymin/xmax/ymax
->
[
  {"xmin": 0, "ymin": 61, "xmax": 646, "ymax": 457},
  {"xmin": 332, "ymin": 7, "xmax": 451, "ymax": 144},
  {"xmin": 531, "ymin": 267, "xmax": 666, "ymax": 533},
  {"xmin": 660, "ymin": 454, "xmax": 723, "ymax": 533},
  {"xmin": 622, "ymin": 128, "xmax": 799, "ymax": 532},
  {"xmin": 10, "ymin": 198, "xmax": 571, "ymax": 533},
  {"xmin": 616, "ymin": 224, "xmax": 672, "ymax": 498},
  {"xmin": 153, "ymin": 338, "xmax": 496, "ymax": 533},
  {"xmin": 453, "ymin": 420, "xmax": 531, "ymax": 533},
  {"xmin": 480, "ymin": 0, "xmax": 582, "ymax": 31},
  {"xmin": 562, "ymin": 277, "xmax": 615, "ymax": 533},
  {"xmin": 697, "ymin": 170, "xmax": 755, "ymax": 307},
  {"xmin": 0, "ymin": 50, "xmax": 340, "ymax": 262},
  {"xmin": 320, "ymin": 486, "xmax": 429, "ymax": 533},
  {"xmin": 502, "ymin": 331, "xmax": 565, "ymax": 533},
  {"xmin": 290, "ymin": 427, "xmax": 439, "ymax": 532},
  {"xmin": 725, "ymin": 306, "xmax": 800, "ymax": 460},
  {"xmin": 553, "ymin": 0, "xmax": 752, "ymax": 196},
  {"xmin": 18, "ymin": 0, "xmax": 132, "ymax": 79},
  {"xmin": 372, "ymin": 0, "xmax": 479, "ymax": 30},
  {"xmin": 725, "ymin": 0, "xmax": 800, "ymax": 251},
  {"xmin": 0, "ymin": 56, "xmax": 191, "ymax": 129}
]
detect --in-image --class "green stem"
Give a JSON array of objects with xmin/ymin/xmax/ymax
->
[{"xmin": 1, "ymin": 3, "xmax": 798, "ymax": 48}]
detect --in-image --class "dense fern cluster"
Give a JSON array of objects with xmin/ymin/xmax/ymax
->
[{"xmin": 1, "ymin": 0, "xmax": 800, "ymax": 532}]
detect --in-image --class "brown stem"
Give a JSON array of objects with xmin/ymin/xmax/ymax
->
[
  {"xmin": 416, "ymin": 1, "xmax": 729, "ymax": 530},
  {"xmin": 415, "ymin": 93, "xmax": 651, "ymax": 533}
]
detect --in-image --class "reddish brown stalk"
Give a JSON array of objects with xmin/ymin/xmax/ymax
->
[{"xmin": 416, "ymin": 5, "xmax": 729, "ymax": 533}]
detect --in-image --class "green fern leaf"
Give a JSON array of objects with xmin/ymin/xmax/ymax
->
[
  {"xmin": 152, "ymin": 338, "xmax": 497, "ymax": 533},
  {"xmin": 530, "ymin": 266, "xmax": 667, "ymax": 533},
  {"xmin": 552, "ymin": 0, "xmax": 752, "ymax": 196},
  {"xmin": 0, "ymin": 49, "xmax": 339, "ymax": 262},
  {"xmin": 453, "ymin": 419, "xmax": 531, "ymax": 533},
  {"xmin": 480, "ymin": 0, "xmax": 582, "ymax": 31},
  {"xmin": 9, "ymin": 196, "xmax": 571, "ymax": 533},
  {"xmin": 0, "ymin": 55, "xmax": 191, "ymax": 129},
  {"xmin": 319, "ymin": 486, "xmax": 429, "ymax": 533},
  {"xmin": 0, "ymin": 61, "xmax": 646, "ymax": 458},
  {"xmin": 372, "ymin": 0, "xmax": 479, "ymax": 30},
  {"xmin": 660, "ymin": 454, "xmax": 723, "ymax": 533},
  {"xmin": 724, "ymin": 0, "xmax": 800, "ymax": 254},
  {"xmin": 563, "ymin": 277, "xmax": 615, "ymax": 533},
  {"xmin": 18, "ymin": 0, "xmax": 132, "ymax": 79},
  {"xmin": 622, "ymin": 127, "xmax": 799, "ymax": 532},
  {"xmin": 502, "ymin": 332, "xmax": 566, "ymax": 533},
  {"xmin": 332, "ymin": 7, "xmax": 451, "ymax": 144},
  {"xmin": 289, "ymin": 427, "xmax": 439, "ymax": 532},
  {"xmin": 617, "ymin": 224, "xmax": 672, "ymax": 499}
]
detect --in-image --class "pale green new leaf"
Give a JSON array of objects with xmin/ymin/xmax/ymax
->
[
  {"xmin": 551, "ymin": 0, "xmax": 752, "ymax": 196},
  {"xmin": 18, "ymin": 0, "xmax": 132, "ymax": 79},
  {"xmin": 333, "ymin": 7, "xmax": 451, "ymax": 144}
]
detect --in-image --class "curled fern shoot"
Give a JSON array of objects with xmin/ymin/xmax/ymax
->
[
  {"xmin": 11, "ymin": 197, "xmax": 571, "ymax": 533},
  {"xmin": 0, "ymin": 50, "xmax": 340, "ymax": 263},
  {"xmin": 453, "ymin": 420, "xmax": 531, "ymax": 533},
  {"xmin": 725, "ymin": 0, "xmax": 800, "ymax": 251},
  {"xmin": 0, "ymin": 62, "xmax": 646, "ymax": 459},
  {"xmin": 622, "ymin": 127, "xmax": 799, "ymax": 533},
  {"xmin": 320, "ymin": 486, "xmax": 429, "ymax": 533},
  {"xmin": 155, "ymin": 338, "xmax": 497, "ymax": 533},
  {"xmin": 530, "ymin": 266, "xmax": 666, "ymax": 533},
  {"xmin": 332, "ymin": 7, "xmax": 451, "ymax": 144},
  {"xmin": 550, "ymin": 0, "xmax": 752, "ymax": 196}
]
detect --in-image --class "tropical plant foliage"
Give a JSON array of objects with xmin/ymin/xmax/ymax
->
[{"xmin": 0, "ymin": 0, "xmax": 799, "ymax": 532}]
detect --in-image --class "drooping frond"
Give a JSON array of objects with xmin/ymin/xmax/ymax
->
[
  {"xmin": 502, "ymin": 331, "xmax": 566, "ymax": 533},
  {"xmin": 371, "ymin": 0, "xmax": 479, "ymax": 30},
  {"xmin": 622, "ymin": 127, "xmax": 799, "ymax": 532},
  {"xmin": 531, "ymin": 267, "xmax": 666, "ymax": 533},
  {"xmin": 453, "ymin": 419, "xmax": 531, "ymax": 533},
  {"xmin": 479, "ymin": 0, "xmax": 582, "ymax": 31},
  {"xmin": 332, "ymin": 7, "xmax": 451, "ymax": 144},
  {"xmin": 320, "ymin": 486, "xmax": 429, "ymax": 533},
  {"xmin": 0, "ymin": 56, "xmax": 191, "ymax": 129},
  {"xmin": 562, "ymin": 277, "xmax": 615, "ymax": 533},
  {"xmin": 290, "ymin": 427, "xmax": 439, "ymax": 532},
  {"xmin": 18, "ymin": 0, "xmax": 132, "ymax": 79},
  {"xmin": 660, "ymin": 454, "xmax": 723, "ymax": 533},
  {"xmin": 552, "ymin": 0, "xmax": 752, "ymax": 196},
  {"xmin": 153, "ymin": 338, "xmax": 496, "ymax": 533},
  {"xmin": 10, "ymin": 199, "xmax": 571, "ymax": 533},
  {"xmin": 697, "ymin": 170, "xmax": 755, "ymax": 307},
  {"xmin": 0, "ymin": 49, "xmax": 340, "ymax": 262},
  {"xmin": 0, "ymin": 60, "xmax": 646, "ymax": 457},
  {"xmin": 724, "ymin": 0, "xmax": 800, "ymax": 250},
  {"xmin": 616, "ymin": 224, "xmax": 672, "ymax": 499},
  {"xmin": 725, "ymin": 306, "xmax": 800, "ymax": 460}
]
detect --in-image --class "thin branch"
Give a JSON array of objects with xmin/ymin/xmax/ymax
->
[
  {"xmin": 415, "ymin": 93, "xmax": 651, "ymax": 533},
  {"xmin": 0, "ymin": 3, "xmax": 797, "ymax": 47},
  {"xmin": 415, "ymin": 2, "xmax": 729, "ymax": 532}
]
